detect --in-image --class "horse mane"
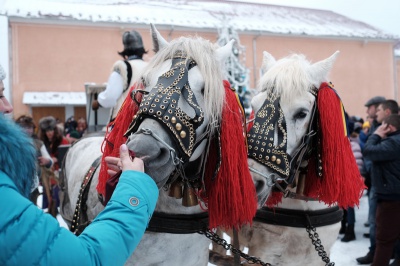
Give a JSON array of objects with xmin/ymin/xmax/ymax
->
[
  {"xmin": 140, "ymin": 36, "xmax": 225, "ymax": 133},
  {"xmin": 258, "ymin": 54, "xmax": 317, "ymax": 101}
]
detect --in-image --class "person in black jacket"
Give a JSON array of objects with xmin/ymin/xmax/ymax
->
[{"xmin": 364, "ymin": 114, "xmax": 400, "ymax": 266}]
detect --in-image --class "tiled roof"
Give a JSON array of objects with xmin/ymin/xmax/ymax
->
[{"xmin": 1, "ymin": 0, "xmax": 398, "ymax": 40}]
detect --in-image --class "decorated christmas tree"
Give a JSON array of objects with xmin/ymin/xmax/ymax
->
[{"xmin": 217, "ymin": 21, "xmax": 252, "ymax": 116}]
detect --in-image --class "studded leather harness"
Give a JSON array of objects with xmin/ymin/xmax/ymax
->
[{"xmin": 247, "ymin": 87, "xmax": 321, "ymax": 197}]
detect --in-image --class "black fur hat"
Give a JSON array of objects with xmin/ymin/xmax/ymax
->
[
  {"xmin": 39, "ymin": 116, "xmax": 56, "ymax": 131},
  {"xmin": 122, "ymin": 30, "xmax": 144, "ymax": 50}
]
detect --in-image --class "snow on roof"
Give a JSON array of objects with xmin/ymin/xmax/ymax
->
[
  {"xmin": 1, "ymin": 0, "xmax": 398, "ymax": 40},
  {"xmin": 23, "ymin": 92, "xmax": 86, "ymax": 105}
]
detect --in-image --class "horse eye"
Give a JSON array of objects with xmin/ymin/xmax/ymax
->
[
  {"xmin": 201, "ymin": 88, "xmax": 205, "ymax": 94},
  {"xmin": 140, "ymin": 77, "xmax": 146, "ymax": 86},
  {"xmin": 294, "ymin": 111, "xmax": 307, "ymax": 120}
]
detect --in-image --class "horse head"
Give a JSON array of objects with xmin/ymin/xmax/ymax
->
[
  {"xmin": 124, "ymin": 24, "xmax": 233, "ymax": 188},
  {"xmin": 248, "ymin": 51, "xmax": 340, "ymax": 207}
]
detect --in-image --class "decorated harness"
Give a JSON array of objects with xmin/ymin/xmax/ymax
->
[{"xmin": 247, "ymin": 86, "xmax": 321, "ymax": 199}]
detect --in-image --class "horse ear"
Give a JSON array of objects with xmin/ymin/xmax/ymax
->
[
  {"xmin": 261, "ymin": 51, "xmax": 276, "ymax": 74},
  {"xmin": 216, "ymin": 39, "xmax": 235, "ymax": 64},
  {"xmin": 150, "ymin": 23, "xmax": 169, "ymax": 53},
  {"xmin": 310, "ymin": 51, "xmax": 340, "ymax": 86}
]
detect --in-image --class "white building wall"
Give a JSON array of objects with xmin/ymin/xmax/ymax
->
[{"xmin": 0, "ymin": 15, "xmax": 10, "ymax": 104}]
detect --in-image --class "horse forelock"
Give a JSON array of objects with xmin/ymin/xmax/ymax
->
[
  {"xmin": 141, "ymin": 36, "xmax": 225, "ymax": 132},
  {"xmin": 258, "ymin": 54, "xmax": 318, "ymax": 103}
]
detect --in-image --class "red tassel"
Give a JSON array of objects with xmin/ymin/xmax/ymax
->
[
  {"xmin": 203, "ymin": 81, "xmax": 257, "ymax": 229},
  {"xmin": 303, "ymin": 83, "xmax": 365, "ymax": 208},
  {"xmin": 97, "ymin": 85, "xmax": 142, "ymax": 196},
  {"xmin": 266, "ymin": 191, "xmax": 283, "ymax": 207}
]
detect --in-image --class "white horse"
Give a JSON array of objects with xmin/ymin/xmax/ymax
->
[
  {"xmin": 211, "ymin": 51, "xmax": 365, "ymax": 266},
  {"xmin": 60, "ymin": 24, "xmax": 257, "ymax": 266}
]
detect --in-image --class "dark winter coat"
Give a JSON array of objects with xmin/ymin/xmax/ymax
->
[{"xmin": 363, "ymin": 130, "xmax": 400, "ymax": 201}]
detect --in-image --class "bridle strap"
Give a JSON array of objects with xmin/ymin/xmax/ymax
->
[
  {"xmin": 137, "ymin": 128, "xmax": 182, "ymax": 167},
  {"xmin": 248, "ymin": 166, "xmax": 319, "ymax": 202},
  {"xmin": 285, "ymin": 100, "xmax": 318, "ymax": 185},
  {"xmin": 135, "ymin": 127, "xmax": 212, "ymax": 186},
  {"xmin": 70, "ymin": 156, "xmax": 102, "ymax": 235}
]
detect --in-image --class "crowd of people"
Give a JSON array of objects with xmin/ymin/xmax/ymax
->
[
  {"xmin": 339, "ymin": 96, "xmax": 400, "ymax": 266},
  {"xmin": 13, "ymin": 114, "xmax": 88, "ymax": 216}
]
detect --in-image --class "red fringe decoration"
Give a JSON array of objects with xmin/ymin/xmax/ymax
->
[
  {"xmin": 203, "ymin": 80, "xmax": 257, "ymax": 229},
  {"xmin": 265, "ymin": 191, "xmax": 283, "ymax": 207},
  {"xmin": 303, "ymin": 83, "xmax": 365, "ymax": 208},
  {"xmin": 97, "ymin": 85, "xmax": 142, "ymax": 196}
]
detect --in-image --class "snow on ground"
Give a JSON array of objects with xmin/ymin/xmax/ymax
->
[
  {"xmin": 42, "ymin": 189, "xmax": 388, "ymax": 265},
  {"xmin": 207, "ymin": 191, "xmax": 375, "ymax": 265},
  {"xmin": 330, "ymin": 191, "xmax": 371, "ymax": 266}
]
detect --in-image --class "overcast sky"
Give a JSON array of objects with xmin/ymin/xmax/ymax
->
[{"xmin": 234, "ymin": 0, "xmax": 400, "ymax": 37}]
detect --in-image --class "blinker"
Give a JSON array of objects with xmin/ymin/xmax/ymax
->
[
  {"xmin": 247, "ymin": 93, "xmax": 290, "ymax": 178},
  {"xmin": 124, "ymin": 55, "xmax": 204, "ymax": 163}
]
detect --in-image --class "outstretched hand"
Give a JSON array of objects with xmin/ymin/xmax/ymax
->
[{"xmin": 105, "ymin": 144, "xmax": 144, "ymax": 176}]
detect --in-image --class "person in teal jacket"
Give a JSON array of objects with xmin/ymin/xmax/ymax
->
[{"xmin": 0, "ymin": 113, "xmax": 159, "ymax": 266}]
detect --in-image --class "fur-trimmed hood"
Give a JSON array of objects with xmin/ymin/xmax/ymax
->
[{"xmin": 0, "ymin": 114, "xmax": 36, "ymax": 198}]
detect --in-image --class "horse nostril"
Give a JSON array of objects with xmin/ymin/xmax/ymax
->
[{"xmin": 255, "ymin": 179, "xmax": 266, "ymax": 193}]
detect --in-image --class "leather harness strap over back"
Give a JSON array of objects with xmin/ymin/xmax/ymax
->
[
  {"xmin": 254, "ymin": 206, "xmax": 343, "ymax": 228},
  {"xmin": 123, "ymin": 60, "xmax": 133, "ymax": 93},
  {"xmin": 147, "ymin": 211, "xmax": 209, "ymax": 234},
  {"xmin": 70, "ymin": 156, "xmax": 102, "ymax": 235}
]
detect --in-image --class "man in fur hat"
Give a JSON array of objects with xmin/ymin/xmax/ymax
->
[{"xmin": 92, "ymin": 30, "xmax": 148, "ymax": 122}]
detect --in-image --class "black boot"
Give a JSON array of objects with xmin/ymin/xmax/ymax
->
[
  {"xmin": 356, "ymin": 251, "xmax": 374, "ymax": 264},
  {"xmin": 341, "ymin": 224, "xmax": 355, "ymax": 242},
  {"xmin": 339, "ymin": 219, "xmax": 347, "ymax": 234}
]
